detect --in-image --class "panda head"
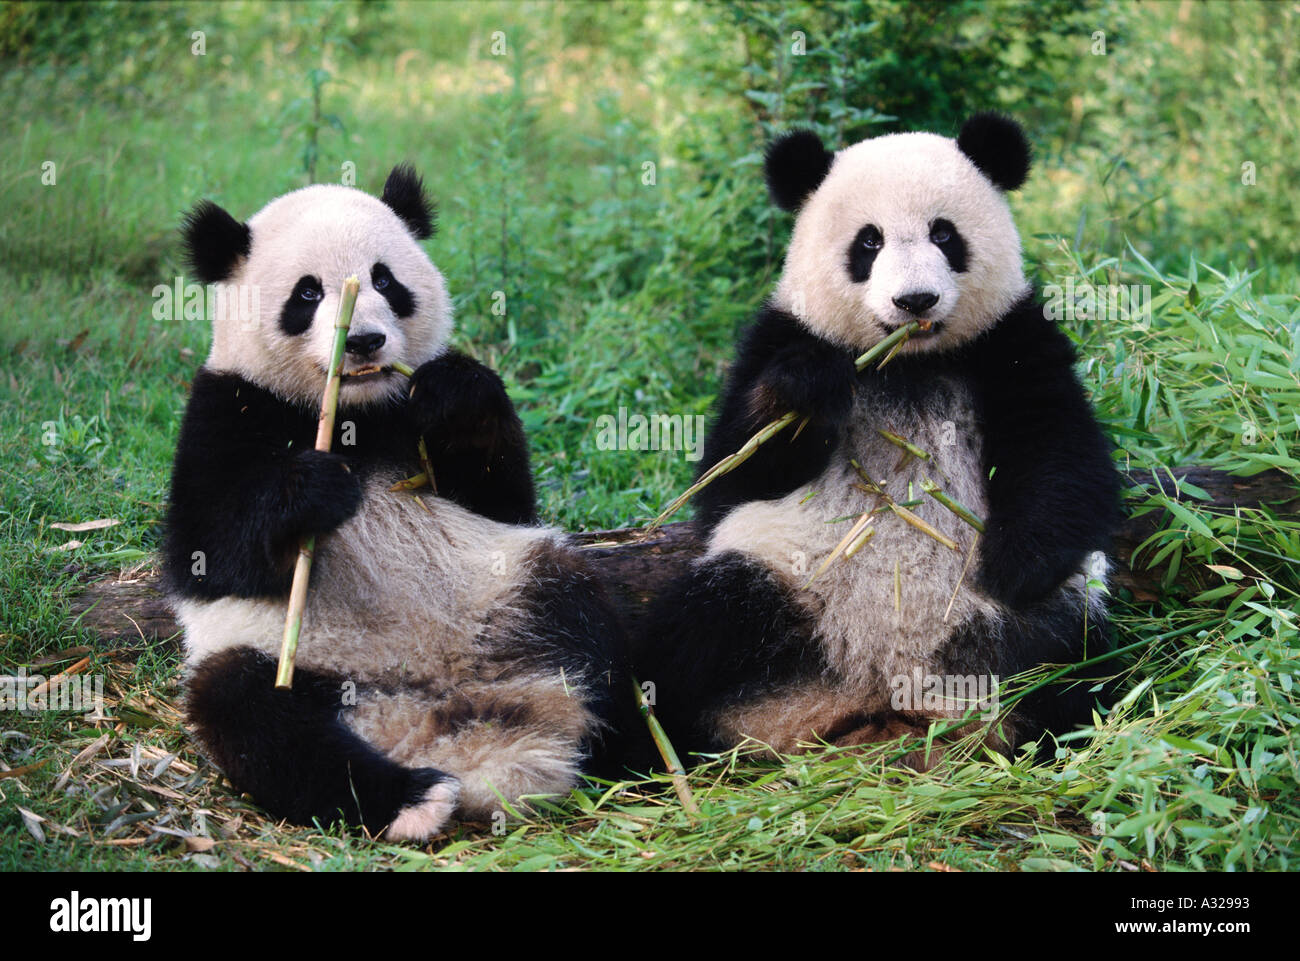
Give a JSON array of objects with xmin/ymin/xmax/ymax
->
[
  {"xmin": 182, "ymin": 164, "xmax": 450, "ymax": 408},
  {"xmin": 768, "ymin": 113, "xmax": 1033, "ymax": 354}
]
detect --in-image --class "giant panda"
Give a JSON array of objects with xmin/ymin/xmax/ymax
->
[
  {"xmin": 637, "ymin": 115, "xmax": 1121, "ymax": 764},
  {"xmin": 164, "ymin": 165, "xmax": 639, "ymax": 841}
]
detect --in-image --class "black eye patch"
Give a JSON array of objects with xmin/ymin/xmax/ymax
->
[
  {"xmin": 371, "ymin": 262, "xmax": 414, "ymax": 318},
  {"xmin": 846, "ymin": 224, "xmax": 884, "ymax": 283},
  {"xmin": 279, "ymin": 275, "xmax": 323, "ymax": 335},
  {"xmin": 930, "ymin": 218, "xmax": 968, "ymax": 273}
]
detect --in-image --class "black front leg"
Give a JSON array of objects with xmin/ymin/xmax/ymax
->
[
  {"xmin": 694, "ymin": 306, "xmax": 857, "ymax": 531},
  {"xmin": 971, "ymin": 300, "xmax": 1122, "ymax": 608},
  {"xmin": 406, "ymin": 350, "xmax": 537, "ymax": 524}
]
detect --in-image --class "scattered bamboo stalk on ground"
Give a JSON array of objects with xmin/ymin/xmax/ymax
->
[
  {"xmin": 276, "ymin": 276, "xmax": 360, "ymax": 689},
  {"xmin": 646, "ymin": 322, "xmax": 919, "ymax": 530},
  {"xmin": 631, "ymin": 677, "xmax": 699, "ymax": 817}
]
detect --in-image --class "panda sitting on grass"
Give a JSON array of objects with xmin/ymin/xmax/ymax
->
[
  {"xmin": 165, "ymin": 165, "xmax": 636, "ymax": 841},
  {"xmin": 638, "ymin": 115, "xmax": 1122, "ymax": 764}
]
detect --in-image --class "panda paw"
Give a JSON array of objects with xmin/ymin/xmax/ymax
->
[
  {"xmin": 283, "ymin": 449, "xmax": 363, "ymax": 535},
  {"xmin": 407, "ymin": 352, "xmax": 517, "ymax": 444},
  {"xmin": 751, "ymin": 341, "xmax": 856, "ymax": 426},
  {"xmin": 976, "ymin": 525, "xmax": 1073, "ymax": 608},
  {"xmin": 385, "ymin": 771, "xmax": 461, "ymax": 842}
]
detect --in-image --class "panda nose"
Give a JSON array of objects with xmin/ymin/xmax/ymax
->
[
  {"xmin": 345, "ymin": 332, "xmax": 386, "ymax": 358},
  {"xmin": 893, "ymin": 292, "xmax": 939, "ymax": 315}
]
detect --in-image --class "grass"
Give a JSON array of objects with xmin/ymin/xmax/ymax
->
[{"xmin": 1, "ymin": 0, "xmax": 1297, "ymax": 872}]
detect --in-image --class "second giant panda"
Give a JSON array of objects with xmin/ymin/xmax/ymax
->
[
  {"xmin": 164, "ymin": 165, "xmax": 639, "ymax": 841},
  {"xmin": 637, "ymin": 115, "xmax": 1122, "ymax": 764}
]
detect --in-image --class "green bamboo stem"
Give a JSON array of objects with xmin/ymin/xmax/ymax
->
[
  {"xmin": 275, "ymin": 276, "xmax": 360, "ymax": 690},
  {"xmin": 631, "ymin": 677, "xmax": 699, "ymax": 817},
  {"xmin": 920, "ymin": 477, "xmax": 986, "ymax": 532},
  {"xmin": 646, "ymin": 322, "xmax": 920, "ymax": 530},
  {"xmin": 877, "ymin": 429, "xmax": 934, "ymax": 464}
]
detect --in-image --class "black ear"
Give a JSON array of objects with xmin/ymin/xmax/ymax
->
[
  {"xmin": 182, "ymin": 200, "xmax": 251, "ymax": 284},
  {"xmin": 381, "ymin": 163, "xmax": 436, "ymax": 240},
  {"xmin": 957, "ymin": 113, "xmax": 1032, "ymax": 191},
  {"xmin": 765, "ymin": 129, "xmax": 834, "ymax": 212}
]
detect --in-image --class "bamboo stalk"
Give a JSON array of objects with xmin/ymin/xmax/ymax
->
[
  {"xmin": 878, "ymin": 429, "xmax": 933, "ymax": 464},
  {"xmin": 647, "ymin": 411, "xmax": 799, "ymax": 530},
  {"xmin": 386, "ymin": 361, "xmax": 437, "ymax": 493},
  {"xmin": 631, "ymin": 677, "xmax": 699, "ymax": 817},
  {"xmin": 802, "ymin": 512, "xmax": 874, "ymax": 589},
  {"xmin": 275, "ymin": 276, "xmax": 360, "ymax": 690},
  {"xmin": 944, "ymin": 534, "xmax": 981, "ymax": 622},
  {"xmin": 920, "ymin": 477, "xmax": 986, "ymax": 532},
  {"xmin": 389, "ymin": 472, "xmax": 429, "ymax": 492},
  {"xmin": 889, "ymin": 502, "xmax": 960, "ymax": 551},
  {"xmin": 647, "ymin": 322, "xmax": 920, "ymax": 530}
]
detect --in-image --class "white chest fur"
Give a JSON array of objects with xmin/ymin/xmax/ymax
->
[{"xmin": 706, "ymin": 377, "xmax": 1003, "ymax": 691}]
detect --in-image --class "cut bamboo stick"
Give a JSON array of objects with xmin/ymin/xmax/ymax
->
[
  {"xmin": 919, "ymin": 477, "xmax": 985, "ymax": 532},
  {"xmin": 275, "ymin": 276, "xmax": 360, "ymax": 690},
  {"xmin": 631, "ymin": 677, "xmax": 699, "ymax": 817},
  {"xmin": 802, "ymin": 512, "xmax": 874, "ymax": 590}
]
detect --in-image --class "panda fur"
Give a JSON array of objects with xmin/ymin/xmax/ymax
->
[
  {"xmin": 164, "ymin": 165, "xmax": 637, "ymax": 840},
  {"xmin": 637, "ymin": 115, "xmax": 1122, "ymax": 763}
]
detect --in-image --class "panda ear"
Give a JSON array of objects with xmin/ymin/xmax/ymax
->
[
  {"xmin": 182, "ymin": 200, "xmax": 251, "ymax": 284},
  {"xmin": 765, "ymin": 129, "xmax": 834, "ymax": 212},
  {"xmin": 381, "ymin": 163, "xmax": 437, "ymax": 240},
  {"xmin": 957, "ymin": 113, "xmax": 1032, "ymax": 191}
]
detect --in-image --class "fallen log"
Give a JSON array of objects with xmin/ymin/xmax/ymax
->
[{"xmin": 69, "ymin": 466, "xmax": 1299, "ymax": 644}]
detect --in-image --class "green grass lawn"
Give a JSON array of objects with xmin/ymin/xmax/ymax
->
[{"xmin": 0, "ymin": 0, "xmax": 1297, "ymax": 871}]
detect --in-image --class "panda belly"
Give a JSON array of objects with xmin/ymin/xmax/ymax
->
[
  {"xmin": 176, "ymin": 473, "xmax": 554, "ymax": 680},
  {"xmin": 707, "ymin": 377, "xmax": 1001, "ymax": 697}
]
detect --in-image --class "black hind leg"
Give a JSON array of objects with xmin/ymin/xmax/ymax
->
[
  {"xmin": 936, "ymin": 605, "xmax": 1116, "ymax": 761},
  {"xmin": 185, "ymin": 647, "xmax": 458, "ymax": 838},
  {"xmin": 634, "ymin": 550, "xmax": 821, "ymax": 761}
]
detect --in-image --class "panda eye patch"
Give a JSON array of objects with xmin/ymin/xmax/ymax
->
[
  {"xmin": 279, "ymin": 275, "xmax": 324, "ymax": 336},
  {"xmin": 847, "ymin": 225, "xmax": 884, "ymax": 283},
  {"xmin": 370, "ymin": 261, "xmax": 415, "ymax": 319},
  {"xmin": 296, "ymin": 276, "xmax": 323, "ymax": 301},
  {"xmin": 929, "ymin": 218, "xmax": 969, "ymax": 273}
]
